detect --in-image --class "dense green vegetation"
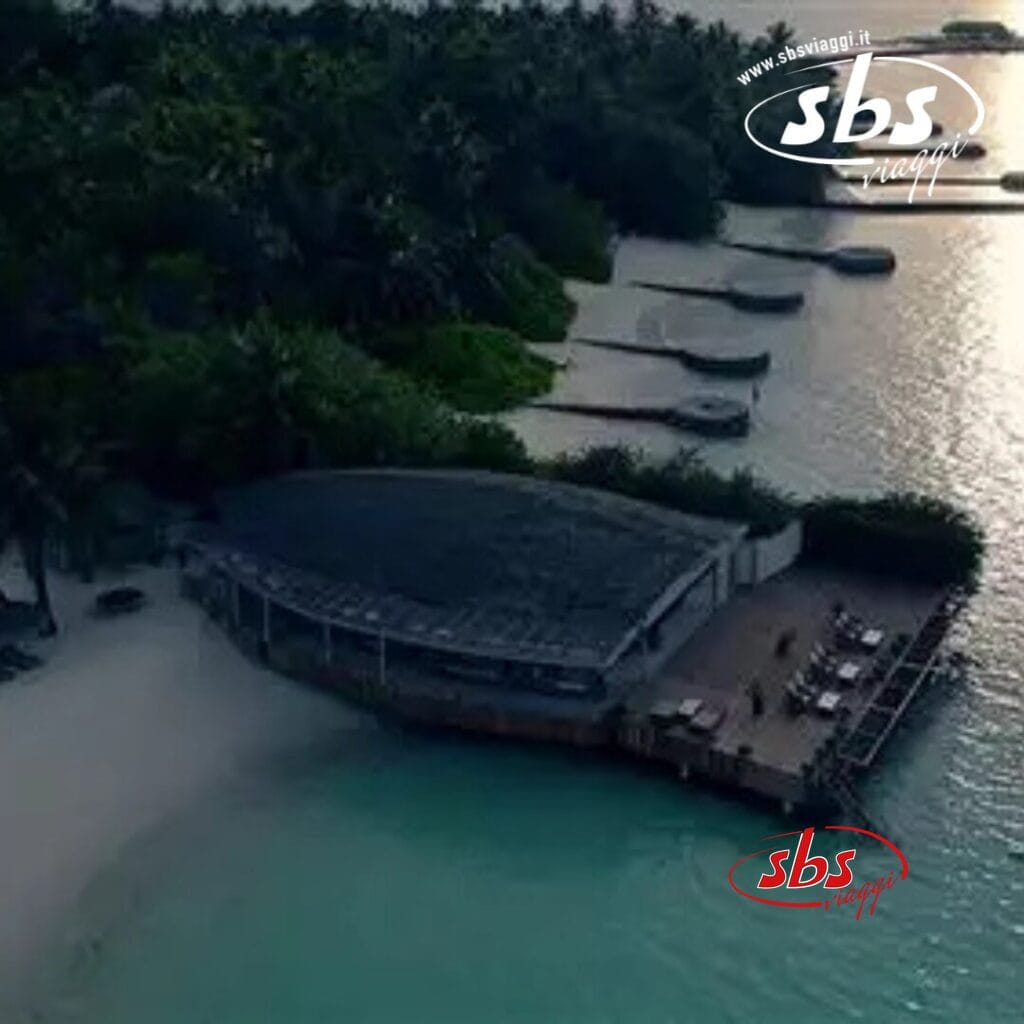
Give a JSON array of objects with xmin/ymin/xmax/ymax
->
[
  {"xmin": 543, "ymin": 446, "xmax": 984, "ymax": 586},
  {"xmin": 116, "ymin": 319, "xmax": 532, "ymax": 492},
  {"xmin": 376, "ymin": 321, "xmax": 556, "ymax": 414},
  {"xmin": 0, "ymin": 0, "xmax": 823, "ymax": 366},
  {"xmin": 802, "ymin": 494, "xmax": 984, "ymax": 588},
  {"xmin": 0, "ymin": 1, "xmax": 978, "ymax": 625},
  {"xmin": 544, "ymin": 444, "xmax": 794, "ymax": 537},
  {"xmin": 0, "ymin": 0, "xmax": 825, "ymax": 611}
]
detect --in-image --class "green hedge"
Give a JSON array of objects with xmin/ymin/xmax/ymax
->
[
  {"xmin": 539, "ymin": 447, "xmax": 984, "ymax": 585},
  {"xmin": 476, "ymin": 237, "xmax": 576, "ymax": 343},
  {"xmin": 377, "ymin": 321, "xmax": 556, "ymax": 414},
  {"xmin": 802, "ymin": 494, "xmax": 983, "ymax": 587},
  {"xmin": 498, "ymin": 176, "xmax": 613, "ymax": 283},
  {"xmin": 542, "ymin": 445, "xmax": 795, "ymax": 538},
  {"xmin": 117, "ymin": 320, "xmax": 531, "ymax": 495}
]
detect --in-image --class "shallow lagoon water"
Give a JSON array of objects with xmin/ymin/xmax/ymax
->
[
  {"xmin": 23, "ymin": 6, "xmax": 1024, "ymax": 1023},
  {"xmin": 30, "ymin": 692, "xmax": 1021, "ymax": 1023}
]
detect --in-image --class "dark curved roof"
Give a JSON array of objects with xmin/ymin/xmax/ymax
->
[{"xmin": 191, "ymin": 470, "xmax": 742, "ymax": 667}]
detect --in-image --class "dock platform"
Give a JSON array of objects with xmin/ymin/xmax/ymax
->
[{"xmin": 618, "ymin": 568, "xmax": 960, "ymax": 819}]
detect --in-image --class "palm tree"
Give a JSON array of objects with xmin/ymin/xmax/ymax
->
[{"xmin": 0, "ymin": 406, "xmax": 65, "ymax": 634}]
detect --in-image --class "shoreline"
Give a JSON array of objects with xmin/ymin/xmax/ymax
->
[
  {"xmin": 181, "ymin": 505, "xmax": 962, "ymax": 830},
  {"xmin": 0, "ymin": 562, "xmax": 356, "ymax": 1010}
]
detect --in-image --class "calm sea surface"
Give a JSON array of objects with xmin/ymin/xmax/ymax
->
[{"xmin": 33, "ymin": 3, "xmax": 1024, "ymax": 1022}]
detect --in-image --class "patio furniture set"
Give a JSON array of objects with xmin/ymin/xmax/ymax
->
[{"xmin": 784, "ymin": 611, "xmax": 887, "ymax": 717}]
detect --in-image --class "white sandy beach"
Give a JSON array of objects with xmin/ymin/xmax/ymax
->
[{"xmin": 0, "ymin": 561, "xmax": 356, "ymax": 1007}]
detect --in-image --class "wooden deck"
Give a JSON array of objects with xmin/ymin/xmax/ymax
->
[{"xmin": 621, "ymin": 567, "xmax": 954, "ymax": 814}]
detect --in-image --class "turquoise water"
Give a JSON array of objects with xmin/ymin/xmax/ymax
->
[
  {"xmin": 29, "ymin": 4, "xmax": 1024, "ymax": 1021},
  {"xmin": 35, "ymin": 704, "xmax": 1021, "ymax": 1022}
]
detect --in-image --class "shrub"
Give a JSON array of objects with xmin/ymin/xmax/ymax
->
[
  {"xmin": 473, "ymin": 236, "xmax": 576, "ymax": 343},
  {"xmin": 541, "ymin": 449, "xmax": 985, "ymax": 586},
  {"xmin": 498, "ymin": 176, "xmax": 613, "ymax": 282},
  {"xmin": 543, "ymin": 445, "xmax": 795, "ymax": 537},
  {"xmin": 118, "ymin": 320, "xmax": 529, "ymax": 493},
  {"xmin": 802, "ymin": 493, "xmax": 984, "ymax": 587},
  {"xmin": 381, "ymin": 321, "xmax": 555, "ymax": 414}
]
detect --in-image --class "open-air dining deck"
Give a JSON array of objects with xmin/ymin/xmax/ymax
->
[{"xmin": 620, "ymin": 567, "xmax": 963, "ymax": 819}]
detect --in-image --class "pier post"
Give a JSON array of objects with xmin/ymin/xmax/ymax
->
[
  {"xmin": 323, "ymin": 621, "xmax": 332, "ymax": 666},
  {"xmin": 262, "ymin": 595, "xmax": 270, "ymax": 645}
]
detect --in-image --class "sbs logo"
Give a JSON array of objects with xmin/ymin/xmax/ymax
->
[
  {"xmin": 744, "ymin": 51, "xmax": 985, "ymax": 166},
  {"xmin": 728, "ymin": 825, "xmax": 909, "ymax": 921}
]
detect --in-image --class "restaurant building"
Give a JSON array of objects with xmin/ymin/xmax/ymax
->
[{"xmin": 181, "ymin": 469, "xmax": 749, "ymax": 742}]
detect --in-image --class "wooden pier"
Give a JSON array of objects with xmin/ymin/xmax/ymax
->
[
  {"xmin": 854, "ymin": 141, "xmax": 987, "ymax": 159},
  {"xmin": 617, "ymin": 569, "xmax": 963, "ymax": 821},
  {"xmin": 573, "ymin": 337, "xmax": 771, "ymax": 378},
  {"xmin": 799, "ymin": 199, "xmax": 1024, "ymax": 214},
  {"xmin": 630, "ymin": 281, "xmax": 805, "ymax": 313},
  {"xmin": 721, "ymin": 241, "xmax": 896, "ymax": 275},
  {"xmin": 529, "ymin": 396, "xmax": 751, "ymax": 438}
]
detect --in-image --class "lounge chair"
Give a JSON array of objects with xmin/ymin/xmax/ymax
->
[{"xmin": 860, "ymin": 628, "xmax": 885, "ymax": 652}]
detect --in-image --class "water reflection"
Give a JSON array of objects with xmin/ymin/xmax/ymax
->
[
  {"xmin": 679, "ymin": 1, "xmax": 1021, "ymax": 40},
  {"xmin": 505, "ymin": 50, "xmax": 1024, "ymax": 865}
]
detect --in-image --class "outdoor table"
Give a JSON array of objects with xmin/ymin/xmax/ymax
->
[
  {"xmin": 678, "ymin": 697, "xmax": 704, "ymax": 721},
  {"xmin": 690, "ymin": 704, "xmax": 724, "ymax": 733},
  {"xmin": 836, "ymin": 661, "xmax": 862, "ymax": 686},
  {"xmin": 816, "ymin": 690, "xmax": 842, "ymax": 715},
  {"xmin": 861, "ymin": 628, "xmax": 884, "ymax": 651}
]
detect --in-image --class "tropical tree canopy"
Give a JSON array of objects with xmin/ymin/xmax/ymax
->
[{"xmin": 2, "ymin": 2, "xmax": 975, "ymax": 623}]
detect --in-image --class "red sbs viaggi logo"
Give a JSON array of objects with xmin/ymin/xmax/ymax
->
[{"xmin": 728, "ymin": 826, "xmax": 909, "ymax": 921}]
